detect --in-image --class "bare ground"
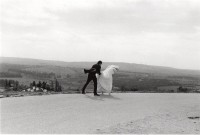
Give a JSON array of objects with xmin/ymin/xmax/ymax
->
[{"xmin": 1, "ymin": 93, "xmax": 200, "ymax": 134}]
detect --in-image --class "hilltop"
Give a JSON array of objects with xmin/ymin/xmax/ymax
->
[
  {"xmin": 0, "ymin": 57, "xmax": 200, "ymax": 94},
  {"xmin": 1, "ymin": 57, "xmax": 200, "ymax": 77}
]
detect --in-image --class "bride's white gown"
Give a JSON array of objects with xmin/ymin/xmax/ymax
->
[{"xmin": 96, "ymin": 65, "xmax": 119, "ymax": 94}]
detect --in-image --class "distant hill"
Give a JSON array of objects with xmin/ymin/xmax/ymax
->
[
  {"xmin": 1, "ymin": 57, "xmax": 200, "ymax": 92},
  {"xmin": 1, "ymin": 57, "xmax": 200, "ymax": 77}
]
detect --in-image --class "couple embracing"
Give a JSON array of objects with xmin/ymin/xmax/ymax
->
[{"xmin": 81, "ymin": 60, "xmax": 119, "ymax": 96}]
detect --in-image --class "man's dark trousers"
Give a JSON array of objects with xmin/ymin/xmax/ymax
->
[{"xmin": 82, "ymin": 73, "xmax": 97, "ymax": 94}]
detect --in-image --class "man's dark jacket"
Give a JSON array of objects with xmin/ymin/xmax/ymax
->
[{"xmin": 84, "ymin": 64, "xmax": 101, "ymax": 75}]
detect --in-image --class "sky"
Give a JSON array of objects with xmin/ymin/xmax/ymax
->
[{"xmin": 1, "ymin": 0, "xmax": 200, "ymax": 70}]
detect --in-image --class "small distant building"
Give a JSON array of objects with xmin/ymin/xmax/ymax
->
[
  {"xmin": 138, "ymin": 79, "xmax": 143, "ymax": 82},
  {"xmin": 27, "ymin": 88, "xmax": 31, "ymax": 92},
  {"xmin": 113, "ymin": 87, "xmax": 120, "ymax": 90},
  {"xmin": 43, "ymin": 89, "xmax": 47, "ymax": 92}
]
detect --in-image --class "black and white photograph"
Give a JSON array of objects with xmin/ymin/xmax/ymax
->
[{"xmin": 0, "ymin": 0, "xmax": 200, "ymax": 134}]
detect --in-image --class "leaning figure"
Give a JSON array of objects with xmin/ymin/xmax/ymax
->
[
  {"xmin": 96, "ymin": 65, "xmax": 119, "ymax": 95},
  {"xmin": 82, "ymin": 61, "xmax": 102, "ymax": 96}
]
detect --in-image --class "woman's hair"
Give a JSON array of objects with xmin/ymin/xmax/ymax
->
[{"xmin": 97, "ymin": 60, "xmax": 102, "ymax": 64}]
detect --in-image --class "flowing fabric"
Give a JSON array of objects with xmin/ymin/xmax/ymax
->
[{"xmin": 96, "ymin": 65, "xmax": 119, "ymax": 94}]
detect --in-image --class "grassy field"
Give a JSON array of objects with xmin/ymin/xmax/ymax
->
[{"xmin": 1, "ymin": 59, "xmax": 200, "ymax": 94}]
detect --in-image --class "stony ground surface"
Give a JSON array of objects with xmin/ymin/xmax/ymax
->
[{"xmin": 1, "ymin": 93, "xmax": 200, "ymax": 134}]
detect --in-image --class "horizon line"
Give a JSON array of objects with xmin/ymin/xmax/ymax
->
[{"xmin": 0, "ymin": 56, "xmax": 200, "ymax": 71}]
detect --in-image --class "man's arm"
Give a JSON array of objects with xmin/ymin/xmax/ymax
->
[
  {"xmin": 92, "ymin": 64, "xmax": 101, "ymax": 75},
  {"xmin": 96, "ymin": 65, "xmax": 101, "ymax": 75}
]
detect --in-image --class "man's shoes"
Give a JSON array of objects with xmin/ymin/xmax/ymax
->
[{"xmin": 94, "ymin": 93, "xmax": 100, "ymax": 96}]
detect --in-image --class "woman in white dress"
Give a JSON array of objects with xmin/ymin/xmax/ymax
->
[{"xmin": 96, "ymin": 65, "xmax": 119, "ymax": 95}]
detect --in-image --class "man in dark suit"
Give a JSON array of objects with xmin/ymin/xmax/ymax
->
[{"xmin": 82, "ymin": 61, "xmax": 102, "ymax": 96}]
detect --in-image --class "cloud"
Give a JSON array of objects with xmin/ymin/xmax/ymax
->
[
  {"xmin": 1, "ymin": 0, "xmax": 200, "ymax": 69},
  {"xmin": 45, "ymin": 0, "xmax": 200, "ymax": 35}
]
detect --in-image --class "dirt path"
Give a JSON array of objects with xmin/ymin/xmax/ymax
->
[{"xmin": 1, "ymin": 93, "xmax": 200, "ymax": 134}]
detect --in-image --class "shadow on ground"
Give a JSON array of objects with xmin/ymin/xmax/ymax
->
[{"xmin": 84, "ymin": 94, "xmax": 121, "ymax": 101}]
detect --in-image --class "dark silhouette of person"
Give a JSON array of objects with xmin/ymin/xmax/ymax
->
[{"xmin": 82, "ymin": 61, "xmax": 102, "ymax": 96}]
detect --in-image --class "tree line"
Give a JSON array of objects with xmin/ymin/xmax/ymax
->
[
  {"xmin": 30, "ymin": 79, "xmax": 62, "ymax": 92},
  {"xmin": 0, "ymin": 79, "xmax": 22, "ymax": 91},
  {"xmin": 0, "ymin": 79, "xmax": 62, "ymax": 92}
]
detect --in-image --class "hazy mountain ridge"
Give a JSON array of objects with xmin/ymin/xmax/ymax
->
[
  {"xmin": 1, "ymin": 57, "xmax": 200, "ymax": 93},
  {"xmin": 1, "ymin": 57, "xmax": 200, "ymax": 77}
]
